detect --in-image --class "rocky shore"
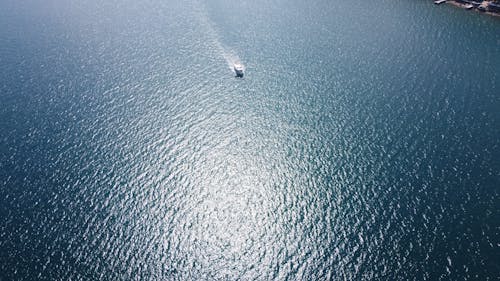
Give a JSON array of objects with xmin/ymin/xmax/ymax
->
[{"xmin": 435, "ymin": 0, "xmax": 500, "ymax": 17}]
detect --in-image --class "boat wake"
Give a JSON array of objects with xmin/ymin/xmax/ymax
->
[{"xmin": 194, "ymin": 1, "xmax": 244, "ymax": 75}]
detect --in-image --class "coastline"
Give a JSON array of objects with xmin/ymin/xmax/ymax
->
[{"xmin": 437, "ymin": 0, "xmax": 500, "ymax": 17}]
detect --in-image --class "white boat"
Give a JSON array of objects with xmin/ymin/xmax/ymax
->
[
  {"xmin": 434, "ymin": 0, "xmax": 446, "ymax": 4},
  {"xmin": 234, "ymin": 63, "xmax": 244, "ymax": 77}
]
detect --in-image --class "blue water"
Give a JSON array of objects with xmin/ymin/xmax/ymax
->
[{"xmin": 1, "ymin": 0, "xmax": 499, "ymax": 279}]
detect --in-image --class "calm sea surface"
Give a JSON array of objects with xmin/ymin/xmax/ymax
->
[{"xmin": 0, "ymin": 0, "xmax": 499, "ymax": 279}]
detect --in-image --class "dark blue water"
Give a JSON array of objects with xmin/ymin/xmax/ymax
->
[{"xmin": 1, "ymin": 0, "xmax": 499, "ymax": 279}]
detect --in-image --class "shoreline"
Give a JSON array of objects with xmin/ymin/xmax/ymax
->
[{"xmin": 437, "ymin": 0, "xmax": 500, "ymax": 17}]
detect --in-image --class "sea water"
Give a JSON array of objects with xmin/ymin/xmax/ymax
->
[{"xmin": 0, "ymin": 0, "xmax": 499, "ymax": 279}]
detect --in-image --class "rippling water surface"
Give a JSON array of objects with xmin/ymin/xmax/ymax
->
[{"xmin": 1, "ymin": 0, "xmax": 499, "ymax": 279}]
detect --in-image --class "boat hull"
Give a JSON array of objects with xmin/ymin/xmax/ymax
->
[{"xmin": 233, "ymin": 64, "xmax": 244, "ymax": 77}]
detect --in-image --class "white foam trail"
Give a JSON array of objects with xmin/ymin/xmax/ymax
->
[{"xmin": 193, "ymin": 1, "xmax": 243, "ymax": 74}]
